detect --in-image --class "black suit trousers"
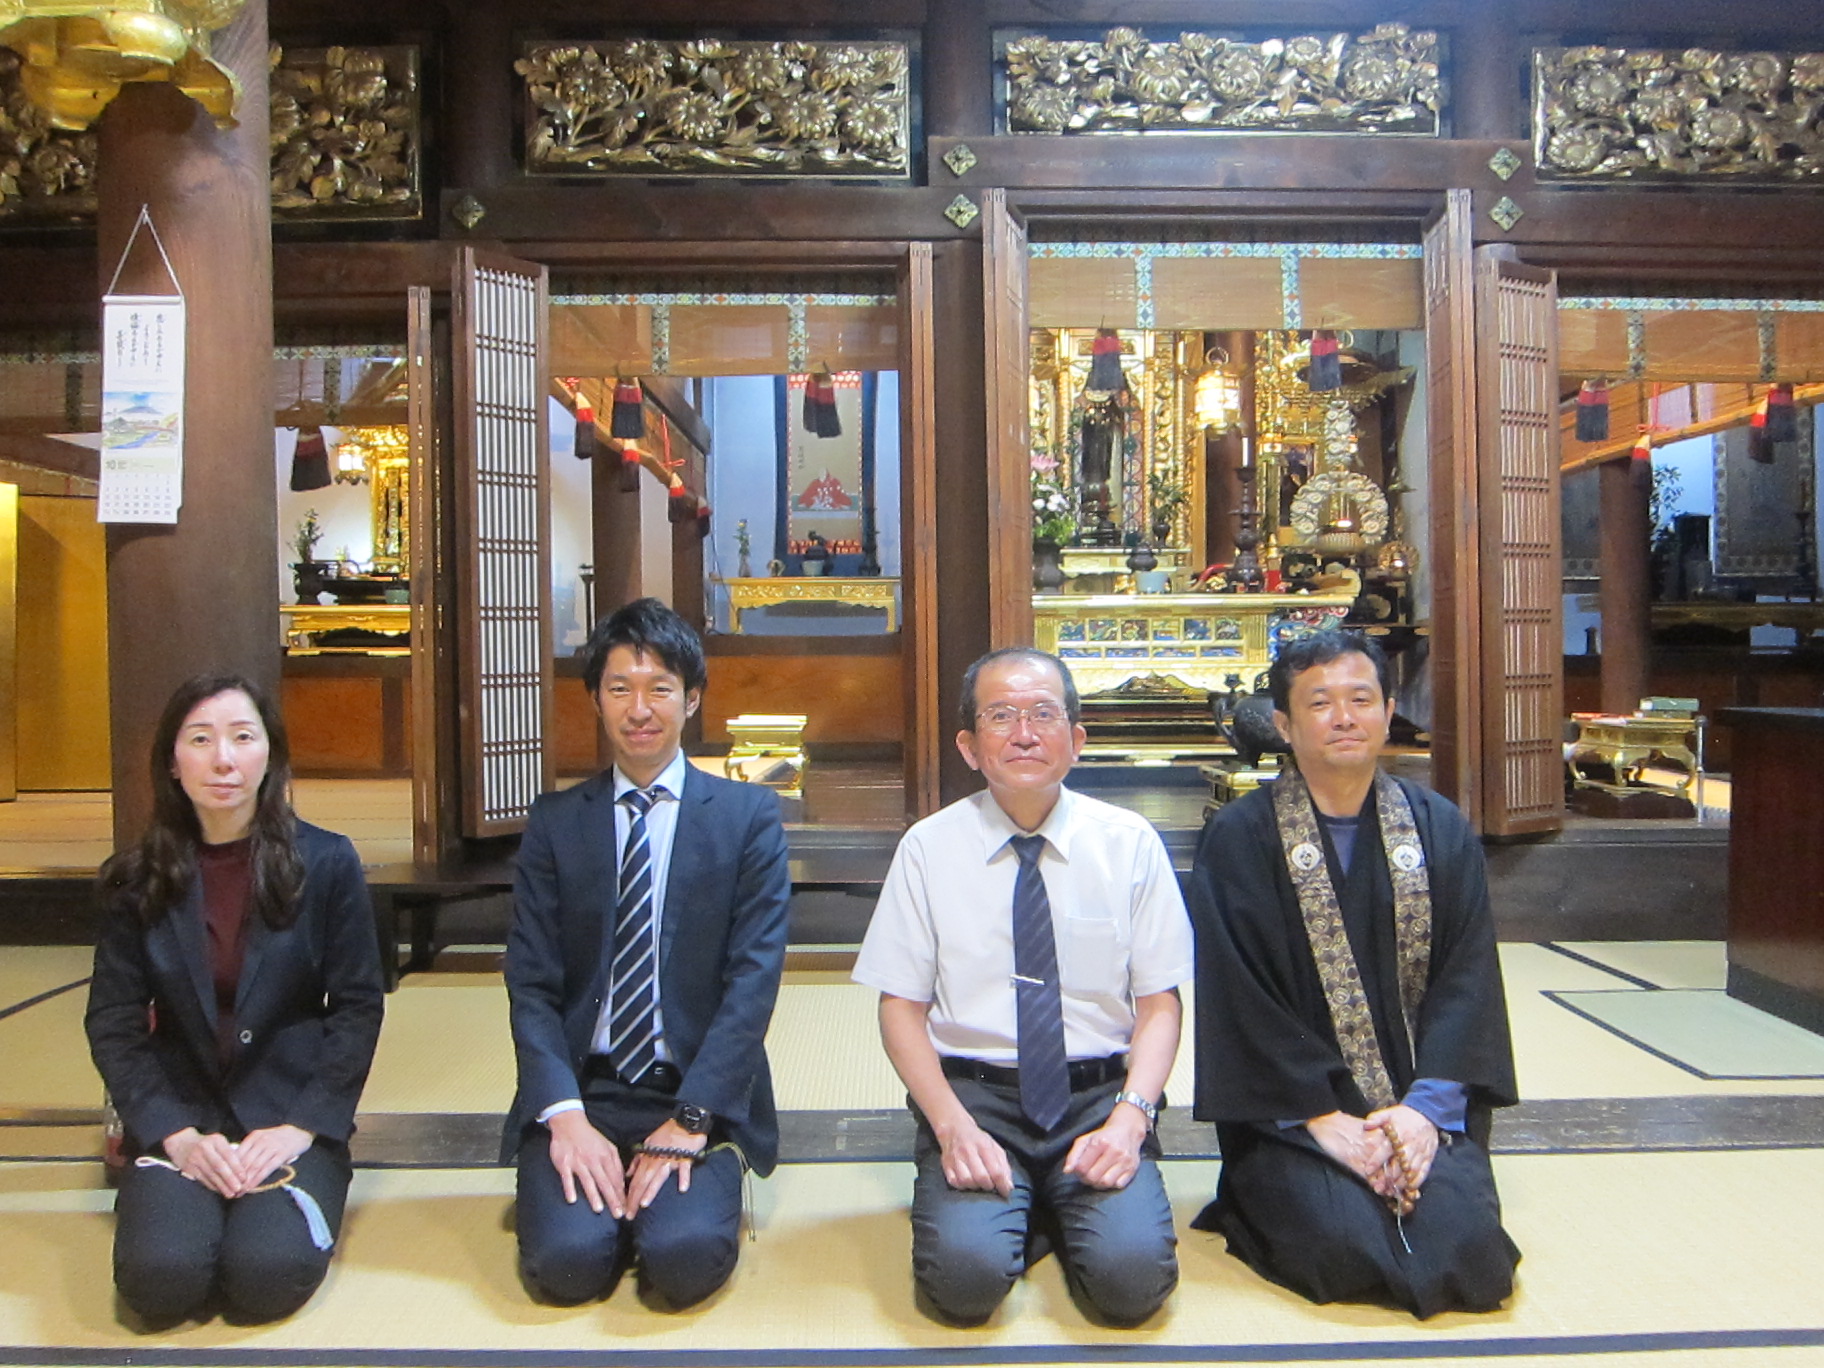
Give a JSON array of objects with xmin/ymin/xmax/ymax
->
[
  {"xmin": 112, "ymin": 1138, "xmax": 352, "ymax": 1324},
  {"xmin": 514, "ymin": 1079, "xmax": 744, "ymax": 1310}
]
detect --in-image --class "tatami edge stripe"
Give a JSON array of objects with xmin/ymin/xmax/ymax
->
[
  {"xmin": 1536, "ymin": 941, "xmax": 1663, "ymax": 991},
  {"xmin": 1542, "ymin": 991, "xmax": 1824, "ymax": 1082},
  {"xmin": 0, "ymin": 976, "xmax": 89, "ymax": 1022},
  {"xmin": 5, "ymin": 1328, "xmax": 1824, "ymax": 1365}
]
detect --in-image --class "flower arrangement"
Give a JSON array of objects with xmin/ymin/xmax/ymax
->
[
  {"xmin": 293, "ymin": 508, "xmax": 324, "ymax": 563},
  {"xmin": 1031, "ymin": 452, "xmax": 1076, "ymax": 544}
]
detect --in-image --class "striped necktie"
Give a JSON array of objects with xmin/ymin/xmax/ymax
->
[
  {"xmin": 1009, "ymin": 834, "xmax": 1070, "ymax": 1132},
  {"xmin": 608, "ymin": 785, "xmax": 663, "ymax": 1084}
]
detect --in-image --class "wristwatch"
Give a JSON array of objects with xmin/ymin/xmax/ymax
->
[
  {"xmin": 1114, "ymin": 1090, "xmax": 1158, "ymax": 1129},
  {"xmin": 672, "ymin": 1101, "xmax": 713, "ymax": 1135}
]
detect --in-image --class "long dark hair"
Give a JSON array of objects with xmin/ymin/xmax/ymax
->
[{"xmin": 97, "ymin": 673, "xmax": 306, "ymax": 929}]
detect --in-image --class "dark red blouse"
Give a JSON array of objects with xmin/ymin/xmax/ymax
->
[{"xmin": 198, "ymin": 835, "xmax": 254, "ymax": 1067}]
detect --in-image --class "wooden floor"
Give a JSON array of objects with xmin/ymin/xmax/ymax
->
[{"xmin": 2, "ymin": 941, "xmax": 1822, "ymax": 1365}]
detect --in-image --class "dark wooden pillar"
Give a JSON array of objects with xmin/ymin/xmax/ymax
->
[
  {"xmin": 97, "ymin": 3, "xmax": 278, "ymax": 851},
  {"xmin": 925, "ymin": 0, "xmax": 990, "ymax": 137},
  {"xmin": 931, "ymin": 240, "xmax": 992, "ymax": 804},
  {"xmin": 1598, "ymin": 457, "xmax": 1652, "ymax": 714},
  {"xmin": 445, "ymin": 4, "xmax": 516, "ymax": 192}
]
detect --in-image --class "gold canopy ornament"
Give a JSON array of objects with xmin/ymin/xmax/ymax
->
[{"xmin": 0, "ymin": 0, "xmax": 248, "ymax": 130}]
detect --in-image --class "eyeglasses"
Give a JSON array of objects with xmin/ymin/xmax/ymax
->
[{"xmin": 975, "ymin": 702, "xmax": 1069, "ymax": 734}]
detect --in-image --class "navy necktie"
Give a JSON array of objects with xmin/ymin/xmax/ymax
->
[
  {"xmin": 1009, "ymin": 834, "xmax": 1070, "ymax": 1131},
  {"xmin": 608, "ymin": 786, "xmax": 663, "ymax": 1084}
]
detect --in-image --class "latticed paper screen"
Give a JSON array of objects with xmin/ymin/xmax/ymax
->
[{"xmin": 468, "ymin": 264, "xmax": 548, "ymax": 829}]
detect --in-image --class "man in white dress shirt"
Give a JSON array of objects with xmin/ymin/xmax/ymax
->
[{"xmin": 853, "ymin": 647, "xmax": 1193, "ymax": 1325}]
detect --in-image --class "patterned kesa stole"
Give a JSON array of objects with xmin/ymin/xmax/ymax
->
[{"xmin": 1272, "ymin": 766, "xmax": 1434, "ymax": 1245}]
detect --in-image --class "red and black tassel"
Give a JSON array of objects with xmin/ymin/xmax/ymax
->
[
  {"xmin": 610, "ymin": 377, "xmax": 645, "ymax": 440},
  {"xmin": 1630, "ymin": 432, "xmax": 1654, "ymax": 488},
  {"xmin": 1307, "ymin": 330, "xmax": 1342, "ymax": 392},
  {"xmin": 667, "ymin": 480, "xmax": 695, "ymax": 524},
  {"xmin": 1575, "ymin": 379, "xmax": 1611, "ymax": 443},
  {"xmin": 1766, "ymin": 383, "xmax": 1799, "ymax": 443},
  {"xmin": 571, "ymin": 385, "xmax": 599, "ymax": 461},
  {"xmin": 1086, "ymin": 328, "xmax": 1127, "ymax": 394},
  {"xmin": 1747, "ymin": 394, "xmax": 1776, "ymax": 464},
  {"xmin": 289, "ymin": 426, "xmax": 331, "ymax": 491},
  {"xmin": 695, "ymin": 504, "xmax": 713, "ymax": 540},
  {"xmin": 803, "ymin": 366, "xmax": 842, "ymax": 438}
]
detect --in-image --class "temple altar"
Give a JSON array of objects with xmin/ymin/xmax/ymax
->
[{"xmin": 1031, "ymin": 591, "xmax": 1354, "ymax": 697}]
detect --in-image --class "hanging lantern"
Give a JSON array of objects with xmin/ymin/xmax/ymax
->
[
  {"xmin": 332, "ymin": 432, "xmax": 368, "ymax": 484},
  {"xmin": 1193, "ymin": 348, "xmax": 1241, "ymax": 431}
]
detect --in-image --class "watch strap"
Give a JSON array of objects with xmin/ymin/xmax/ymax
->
[{"xmin": 1114, "ymin": 1089, "xmax": 1158, "ymax": 1128}]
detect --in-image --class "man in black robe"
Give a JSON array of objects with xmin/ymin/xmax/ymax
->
[{"xmin": 1188, "ymin": 630, "xmax": 1520, "ymax": 1318}]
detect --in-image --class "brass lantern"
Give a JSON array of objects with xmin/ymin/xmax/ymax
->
[{"xmin": 1192, "ymin": 348, "xmax": 1242, "ymax": 431}]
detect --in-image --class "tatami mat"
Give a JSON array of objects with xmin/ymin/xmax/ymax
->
[
  {"xmin": 0, "ymin": 946, "xmax": 92, "ymax": 1017},
  {"xmin": 2, "ymin": 1151, "xmax": 1823, "ymax": 1360},
  {"xmin": 1551, "ymin": 941, "xmax": 1728, "ymax": 991},
  {"xmin": 10, "ymin": 948, "xmax": 1824, "ymax": 1122},
  {"xmin": 1551, "ymin": 989, "xmax": 1824, "ymax": 1080}
]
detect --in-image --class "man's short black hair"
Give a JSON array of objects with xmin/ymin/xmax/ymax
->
[
  {"xmin": 957, "ymin": 647, "xmax": 1080, "ymax": 731},
  {"xmin": 1268, "ymin": 630, "xmax": 1393, "ymax": 713},
  {"xmin": 579, "ymin": 597, "xmax": 708, "ymax": 696}
]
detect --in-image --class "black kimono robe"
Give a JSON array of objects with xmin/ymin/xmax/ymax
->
[{"xmin": 1187, "ymin": 775, "xmax": 1521, "ymax": 1317}]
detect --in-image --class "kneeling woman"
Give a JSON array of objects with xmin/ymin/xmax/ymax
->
[{"xmin": 86, "ymin": 675, "xmax": 384, "ymax": 1324}]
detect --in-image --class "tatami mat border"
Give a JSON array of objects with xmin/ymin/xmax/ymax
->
[
  {"xmin": 0, "ymin": 977, "xmax": 87, "ymax": 1023},
  {"xmin": 1543, "ymin": 992, "xmax": 1824, "ymax": 1083},
  {"xmin": 5, "ymin": 1326, "xmax": 1824, "ymax": 1365},
  {"xmin": 1536, "ymin": 943, "xmax": 1660, "ymax": 991}
]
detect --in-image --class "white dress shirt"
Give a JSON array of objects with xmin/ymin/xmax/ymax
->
[{"xmin": 853, "ymin": 786, "xmax": 1193, "ymax": 1063}]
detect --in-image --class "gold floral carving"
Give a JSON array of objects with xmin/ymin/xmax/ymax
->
[
  {"xmin": 0, "ymin": 46, "xmax": 96, "ymax": 217},
  {"xmin": 517, "ymin": 39, "xmax": 909, "ymax": 177},
  {"xmin": 271, "ymin": 45, "xmax": 420, "ymax": 218},
  {"xmin": 0, "ymin": 43, "xmax": 421, "ymax": 218},
  {"xmin": 1535, "ymin": 46, "xmax": 1824, "ymax": 181},
  {"xmin": 1003, "ymin": 24, "xmax": 1441, "ymax": 135}
]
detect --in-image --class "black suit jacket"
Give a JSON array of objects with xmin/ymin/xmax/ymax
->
[
  {"xmin": 85, "ymin": 822, "xmax": 386, "ymax": 1152},
  {"xmin": 501, "ymin": 765, "xmax": 791, "ymax": 1174}
]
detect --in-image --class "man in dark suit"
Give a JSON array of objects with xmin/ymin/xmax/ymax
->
[{"xmin": 503, "ymin": 597, "xmax": 791, "ymax": 1309}]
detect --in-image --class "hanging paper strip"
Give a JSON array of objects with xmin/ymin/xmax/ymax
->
[{"xmin": 98, "ymin": 294, "xmax": 185, "ymax": 523}]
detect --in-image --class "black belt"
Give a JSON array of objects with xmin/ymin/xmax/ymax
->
[
  {"xmin": 581, "ymin": 1056, "xmax": 682, "ymax": 1095},
  {"xmin": 941, "ymin": 1053, "xmax": 1127, "ymax": 1092}
]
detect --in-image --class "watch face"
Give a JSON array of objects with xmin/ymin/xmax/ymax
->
[{"xmin": 674, "ymin": 1103, "xmax": 711, "ymax": 1134}]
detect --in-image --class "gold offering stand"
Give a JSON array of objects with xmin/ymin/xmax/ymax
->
[
  {"xmin": 723, "ymin": 713, "xmax": 808, "ymax": 799},
  {"xmin": 715, "ymin": 576, "xmax": 899, "ymax": 633},
  {"xmin": 281, "ymin": 603, "xmax": 410, "ymax": 653}
]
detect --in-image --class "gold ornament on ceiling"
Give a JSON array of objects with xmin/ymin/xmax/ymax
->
[
  {"xmin": 516, "ymin": 39, "xmax": 910, "ymax": 178},
  {"xmin": 1535, "ymin": 46, "xmax": 1824, "ymax": 181},
  {"xmin": 1003, "ymin": 23, "xmax": 1442, "ymax": 136},
  {"xmin": 0, "ymin": 0, "xmax": 250, "ymax": 130}
]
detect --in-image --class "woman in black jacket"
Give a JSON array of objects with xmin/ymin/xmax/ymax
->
[{"xmin": 86, "ymin": 673, "xmax": 384, "ymax": 1325}]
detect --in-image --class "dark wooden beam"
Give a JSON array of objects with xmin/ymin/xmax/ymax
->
[
  {"xmin": 0, "ymin": 433, "xmax": 100, "ymax": 482},
  {"xmin": 439, "ymin": 187, "xmax": 981, "ymax": 244},
  {"xmin": 935, "ymin": 135, "xmax": 1514, "ymax": 195}
]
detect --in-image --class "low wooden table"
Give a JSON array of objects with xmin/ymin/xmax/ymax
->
[
  {"xmin": 716, "ymin": 576, "xmax": 899, "ymax": 632},
  {"xmin": 1569, "ymin": 713, "xmax": 1701, "ymax": 797}
]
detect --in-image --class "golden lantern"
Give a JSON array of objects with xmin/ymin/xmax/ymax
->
[
  {"xmin": 0, "ymin": 2, "xmax": 249, "ymax": 130},
  {"xmin": 1192, "ymin": 348, "xmax": 1242, "ymax": 430}
]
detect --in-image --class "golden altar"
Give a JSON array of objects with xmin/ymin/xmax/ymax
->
[
  {"xmin": 280, "ymin": 603, "xmax": 410, "ymax": 653},
  {"xmin": 1031, "ymin": 591, "xmax": 1354, "ymax": 697},
  {"xmin": 1569, "ymin": 712, "xmax": 1702, "ymax": 797},
  {"xmin": 715, "ymin": 576, "xmax": 899, "ymax": 633}
]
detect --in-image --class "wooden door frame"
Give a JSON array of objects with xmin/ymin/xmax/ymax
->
[
  {"xmin": 986, "ymin": 190, "xmax": 1489, "ymax": 807},
  {"xmin": 518, "ymin": 238, "xmax": 944, "ymax": 820}
]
